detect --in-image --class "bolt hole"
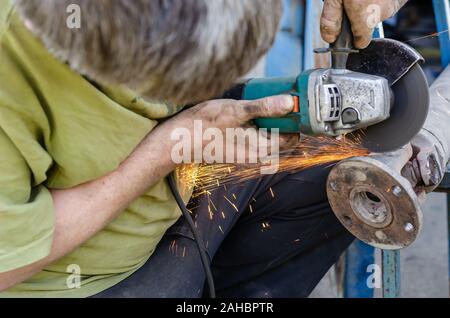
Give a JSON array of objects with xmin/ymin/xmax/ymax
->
[{"xmin": 343, "ymin": 216, "xmax": 352, "ymax": 226}]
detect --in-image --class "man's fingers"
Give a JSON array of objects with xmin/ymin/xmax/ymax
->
[
  {"xmin": 347, "ymin": 9, "xmax": 375, "ymax": 49},
  {"xmin": 344, "ymin": 2, "xmax": 377, "ymax": 49},
  {"xmin": 321, "ymin": 0, "xmax": 344, "ymax": 43},
  {"xmin": 321, "ymin": 0, "xmax": 406, "ymax": 49},
  {"xmin": 321, "ymin": 0, "xmax": 375, "ymax": 49},
  {"xmin": 240, "ymin": 95, "xmax": 294, "ymax": 121},
  {"xmin": 352, "ymin": 27, "xmax": 374, "ymax": 49}
]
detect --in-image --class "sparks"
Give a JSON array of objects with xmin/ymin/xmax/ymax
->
[
  {"xmin": 209, "ymin": 197, "xmax": 218, "ymax": 212},
  {"xmin": 261, "ymin": 222, "xmax": 271, "ymax": 231},
  {"xmin": 169, "ymin": 240, "xmax": 176, "ymax": 252},
  {"xmin": 223, "ymin": 195, "xmax": 239, "ymax": 212},
  {"xmin": 208, "ymin": 207, "xmax": 213, "ymax": 220},
  {"xmin": 404, "ymin": 29, "xmax": 449, "ymax": 43},
  {"xmin": 177, "ymin": 136, "xmax": 369, "ymax": 196},
  {"xmin": 269, "ymin": 187, "xmax": 275, "ymax": 198}
]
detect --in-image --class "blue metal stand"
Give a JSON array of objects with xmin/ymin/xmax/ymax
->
[
  {"xmin": 433, "ymin": 0, "xmax": 450, "ymax": 67},
  {"xmin": 344, "ymin": 241, "xmax": 376, "ymax": 298},
  {"xmin": 382, "ymin": 250, "xmax": 401, "ymax": 298},
  {"xmin": 266, "ymin": 0, "xmax": 304, "ymax": 77}
]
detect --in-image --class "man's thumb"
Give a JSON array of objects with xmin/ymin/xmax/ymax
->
[{"xmin": 242, "ymin": 95, "xmax": 294, "ymax": 120}]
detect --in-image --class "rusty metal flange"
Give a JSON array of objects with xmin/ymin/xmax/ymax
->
[{"xmin": 327, "ymin": 156, "xmax": 423, "ymax": 250}]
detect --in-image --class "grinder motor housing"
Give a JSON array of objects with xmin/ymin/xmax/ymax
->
[{"xmin": 242, "ymin": 69, "xmax": 392, "ymax": 137}]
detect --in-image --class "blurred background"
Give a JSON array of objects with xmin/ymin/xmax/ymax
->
[{"xmin": 385, "ymin": 0, "xmax": 444, "ymax": 83}]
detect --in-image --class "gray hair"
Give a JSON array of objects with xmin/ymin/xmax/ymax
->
[{"xmin": 14, "ymin": 0, "xmax": 282, "ymax": 104}]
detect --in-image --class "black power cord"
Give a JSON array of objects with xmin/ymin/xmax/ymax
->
[{"xmin": 168, "ymin": 173, "xmax": 216, "ymax": 298}]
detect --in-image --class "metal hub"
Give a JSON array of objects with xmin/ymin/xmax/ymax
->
[
  {"xmin": 327, "ymin": 157, "xmax": 423, "ymax": 250},
  {"xmin": 349, "ymin": 186, "xmax": 393, "ymax": 228}
]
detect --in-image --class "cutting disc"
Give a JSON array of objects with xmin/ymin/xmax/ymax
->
[{"xmin": 358, "ymin": 64, "xmax": 430, "ymax": 152}]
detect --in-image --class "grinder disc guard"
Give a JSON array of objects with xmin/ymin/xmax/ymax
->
[
  {"xmin": 360, "ymin": 64, "xmax": 429, "ymax": 152},
  {"xmin": 347, "ymin": 39, "xmax": 430, "ymax": 152}
]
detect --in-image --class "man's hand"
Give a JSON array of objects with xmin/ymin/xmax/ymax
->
[
  {"xmin": 321, "ymin": 0, "xmax": 408, "ymax": 49},
  {"xmin": 163, "ymin": 96, "xmax": 298, "ymax": 163}
]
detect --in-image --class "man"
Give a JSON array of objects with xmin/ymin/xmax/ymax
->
[{"xmin": 0, "ymin": 0, "xmax": 445, "ymax": 298}]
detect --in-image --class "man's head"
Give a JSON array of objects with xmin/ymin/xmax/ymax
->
[{"xmin": 14, "ymin": 0, "xmax": 282, "ymax": 104}]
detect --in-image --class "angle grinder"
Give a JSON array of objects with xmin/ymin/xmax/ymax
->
[{"xmin": 224, "ymin": 14, "xmax": 429, "ymax": 153}]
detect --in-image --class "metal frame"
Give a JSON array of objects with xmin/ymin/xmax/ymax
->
[
  {"xmin": 382, "ymin": 250, "xmax": 401, "ymax": 298},
  {"xmin": 344, "ymin": 241, "xmax": 376, "ymax": 298}
]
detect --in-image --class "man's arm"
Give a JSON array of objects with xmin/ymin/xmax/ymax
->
[
  {"xmin": 0, "ymin": 95, "xmax": 294, "ymax": 291},
  {"xmin": 0, "ymin": 118, "xmax": 176, "ymax": 291}
]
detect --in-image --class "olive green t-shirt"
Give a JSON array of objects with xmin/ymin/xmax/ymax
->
[{"xmin": 0, "ymin": 0, "xmax": 188, "ymax": 297}]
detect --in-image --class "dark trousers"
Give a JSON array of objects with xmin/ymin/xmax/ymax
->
[{"xmin": 94, "ymin": 165, "xmax": 355, "ymax": 298}]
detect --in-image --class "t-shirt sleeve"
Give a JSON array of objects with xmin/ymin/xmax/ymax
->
[{"xmin": 0, "ymin": 127, "xmax": 54, "ymax": 273}]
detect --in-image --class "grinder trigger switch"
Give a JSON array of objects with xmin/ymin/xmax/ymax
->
[{"xmin": 292, "ymin": 96, "xmax": 300, "ymax": 113}]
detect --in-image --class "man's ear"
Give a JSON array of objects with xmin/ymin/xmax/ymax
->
[{"xmin": 14, "ymin": 0, "xmax": 283, "ymax": 105}]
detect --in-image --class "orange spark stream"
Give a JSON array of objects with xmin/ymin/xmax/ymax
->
[{"xmin": 177, "ymin": 136, "xmax": 369, "ymax": 196}]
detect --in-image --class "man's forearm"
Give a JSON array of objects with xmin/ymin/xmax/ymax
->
[{"xmin": 0, "ymin": 122, "xmax": 178, "ymax": 291}]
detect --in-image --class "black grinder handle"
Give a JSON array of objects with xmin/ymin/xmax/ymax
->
[{"xmin": 330, "ymin": 13, "xmax": 355, "ymax": 69}]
